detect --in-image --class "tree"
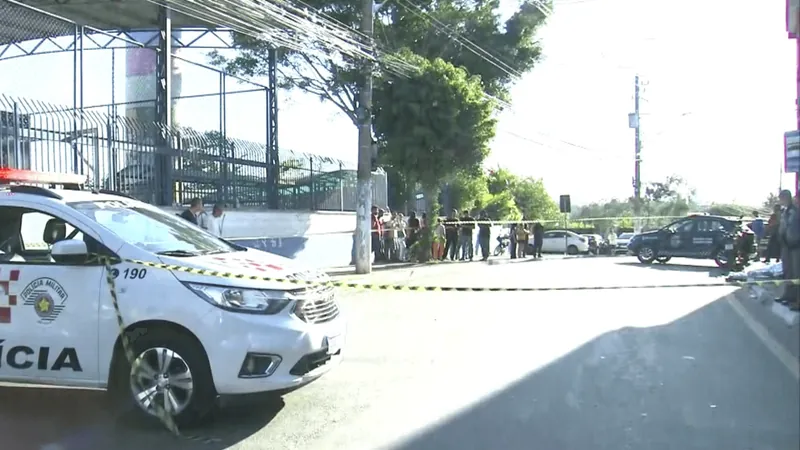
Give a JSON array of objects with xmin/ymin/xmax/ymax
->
[
  {"xmin": 374, "ymin": 57, "xmax": 495, "ymax": 193},
  {"xmin": 374, "ymin": 56, "xmax": 495, "ymax": 259},
  {"xmin": 484, "ymin": 168, "xmax": 559, "ymax": 221},
  {"xmin": 509, "ymin": 176, "xmax": 559, "ymax": 220},
  {"xmin": 446, "ymin": 168, "xmax": 491, "ymax": 213},
  {"xmin": 211, "ymin": 0, "xmax": 548, "ymax": 121}
]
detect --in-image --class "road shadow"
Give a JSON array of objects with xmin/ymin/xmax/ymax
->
[
  {"xmin": 391, "ymin": 291, "xmax": 800, "ymax": 450},
  {"xmin": 0, "ymin": 385, "xmax": 283, "ymax": 450},
  {"xmin": 614, "ymin": 260, "xmax": 728, "ymax": 277}
]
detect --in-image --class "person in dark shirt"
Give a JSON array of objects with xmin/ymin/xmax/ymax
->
[
  {"xmin": 179, "ymin": 197, "xmax": 203, "ymax": 224},
  {"xmin": 443, "ymin": 209, "xmax": 459, "ymax": 261},
  {"xmin": 532, "ymin": 222, "xmax": 544, "ymax": 258},
  {"xmin": 406, "ymin": 211, "xmax": 421, "ymax": 253},
  {"xmin": 477, "ymin": 210, "xmax": 492, "ymax": 261},
  {"xmin": 459, "ymin": 210, "xmax": 476, "ymax": 261}
]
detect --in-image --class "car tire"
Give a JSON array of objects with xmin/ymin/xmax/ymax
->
[
  {"xmin": 567, "ymin": 245, "xmax": 579, "ymax": 255},
  {"xmin": 111, "ymin": 327, "xmax": 217, "ymax": 428},
  {"xmin": 713, "ymin": 249, "xmax": 729, "ymax": 268},
  {"xmin": 656, "ymin": 256, "xmax": 671, "ymax": 263},
  {"xmin": 637, "ymin": 246, "xmax": 656, "ymax": 264}
]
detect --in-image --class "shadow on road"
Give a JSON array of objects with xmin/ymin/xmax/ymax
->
[
  {"xmin": 0, "ymin": 385, "xmax": 283, "ymax": 450},
  {"xmin": 391, "ymin": 291, "xmax": 800, "ymax": 450},
  {"xmin": 615, "ymin": 260, "xmax": 728, "ymax": 277}
]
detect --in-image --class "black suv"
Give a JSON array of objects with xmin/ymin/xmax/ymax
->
[{"xmin": 627, "ymin": 214, "xmax": 757, "ymax": 267}]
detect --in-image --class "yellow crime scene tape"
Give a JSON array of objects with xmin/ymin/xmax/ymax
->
[
  {"xmin": 99, "ymin": 254, "xmax": 792, "ymax": 441},
  {"xmin": 101, "ymin": 257, "xmax": 220, "ymax": 444},
  {"xmin": 115, "ymin": 257, "xmax": 799, "ymax": 292}
]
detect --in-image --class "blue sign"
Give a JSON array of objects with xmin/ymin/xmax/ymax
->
[{"xmin": 785, "ymin": 130, "xmax": 800, "ymax": 173}]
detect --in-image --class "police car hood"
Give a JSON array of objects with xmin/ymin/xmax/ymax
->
[{"xmin": 158, "ymin": 248, "xmax": 330, "ymax": 290}]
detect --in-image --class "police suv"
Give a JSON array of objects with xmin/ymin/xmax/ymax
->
[
  {"xmin": 0, "ymin": 169, "xmax": 345, "ymax": 425},
  {"xmin": 626, "ymin": 214, "xmax": 757, "ymax": 267}
]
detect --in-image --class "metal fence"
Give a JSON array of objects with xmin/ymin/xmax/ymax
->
[{"xmin": 0, "ymin": 94, "xmax": 387, "ymax": 211}]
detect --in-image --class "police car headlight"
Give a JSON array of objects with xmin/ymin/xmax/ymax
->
[{"xmin": 183, "ymin": 282, "xmax": 292, "ymax": 314}]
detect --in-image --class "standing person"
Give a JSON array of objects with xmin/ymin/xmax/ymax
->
[
  {"xmin": 421, "ymin": 213, "xmax": 428, "ymax": 229},
  {"xmin": 444, "ymin": 209, "xmax": 459, "ymax": 261},
  {"xmin": 508, "ymin": 223, "xmax": 517, "ymax": 259},
  {"xmin": 477, "ymin": 210, "xmax": 492, "ymax": 261},
  {"xmin": 765, "ymin": 204, "xmax": 782, "ymax": 263},
  {"xmin": 459, "ymin": 209, "xmax": 476, "ymax": 261},
  {"xmin": 433, "ymin": 219, "xmax": 446, "ymax": 260},
  {"xmin": 384, "ymin": 212, "xmax": 397, "ymax": 261},
  {"xmin": 515, "ymin": 223, "xmax": 528, "ymax": 258},
  {"xmin": 532, "ymin": 222, "xmax": 544, "ymax": 258},
  {"xmin": 371, "ymin": 206, "xmax": 383, "ymax": 263},
  {"xmin": 406, "ymin": 211, "xmax": 421, "ymax": 257},
  {"xmin": 396, "ymin": 213, "xmax": 408, "ymax": 261},
  {"xmin": 199, "ymin": 203, "xmax": 226, "ymax": 236},
  {"xmin": 606, "ymin": 228, "xmax": 618, "ymax": 256},
  {"xmin": 775, "ymin": 190, "xmax": 800, "ymax": 310},
  {"xmin": 180, "ymin": 197, "xmax": 203, "ymax": 224}
]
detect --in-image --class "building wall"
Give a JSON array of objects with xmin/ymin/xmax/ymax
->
[{"xmin": 162, "ymin": 208, "xmax": 355, "ymax": 269}]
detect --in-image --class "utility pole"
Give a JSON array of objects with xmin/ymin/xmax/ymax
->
[
  {"xmin": 354, "ymin": 0, "xmax": 375, "ymax": 274},
  {"xmin": 632, "ymin": 75, "xmax": 642, "ymax": 216}
]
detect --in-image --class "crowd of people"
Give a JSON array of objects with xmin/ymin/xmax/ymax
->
[
  {"xmin": 367, "ymin": 206, "xmax": 501, "ymax": 263},
  {"xmin": 749, "ymin": 190, "xmax": 800, "ymax": 310},
  {"xmin": 178, "ymin": 197, "xmax": 226, "ymax": 236},
  {"xmin": 365, "ymin": 206, "xmax": 555, "ymax": 263}
]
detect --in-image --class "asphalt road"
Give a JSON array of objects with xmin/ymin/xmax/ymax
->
[{"xmin": 2, "ymin": 256, "xmax": 799, "ymax": 450}]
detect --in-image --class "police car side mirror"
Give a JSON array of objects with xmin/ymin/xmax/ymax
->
[{"xmin": 51, "ymin": 239, "xmax": 89, "ymax": 265}]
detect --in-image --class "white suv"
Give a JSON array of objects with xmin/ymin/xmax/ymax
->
[{"xmin": 0, "ymin": 169, "xmax": 345, "ymax": 425}]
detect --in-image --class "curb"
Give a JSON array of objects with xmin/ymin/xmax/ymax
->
[
  {"xmin": 325, "ymin": 262, "xmax": 419, "ymax": 276},
  {"xmin": 748, "ymin": 285, "xmax": 799, "ymax": 327}
]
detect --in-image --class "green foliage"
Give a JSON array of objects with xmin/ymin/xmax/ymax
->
[
  {"xmin": 485, "ymin": 168, "xmax": 560, "ymax": 220},
  {"xmin": 210, "ymin": 0, "xmax": 550, "ymax": 202},
  {"xmin": 572, "ymin": 176, "xmax": 696, "ymax": 232},
  {"xmin": 447, "ymin": 168, "xmax": 492, "ymax": 212},
  {"xmin": 483, "ymin": 190, "xmax": 521, "ymax": 220},
  {"xmin": 373, "ymin": 56, "xmax": 496, "ymax": 190},
  {"xmin": 441, "ymin": 167, "xmax": 560, "ymax": 222},
  {"xmin": 704, "ymin": 204, "xmax": 751, "ymax": 217}
]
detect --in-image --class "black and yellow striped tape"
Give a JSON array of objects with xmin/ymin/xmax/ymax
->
[
  {"xmin": 102, "ymin": 258, "xmax": 219, "ymax": 443},
  {"xmin": 115, "ymin": 257, "xmax": 797, "ymax": 292}
]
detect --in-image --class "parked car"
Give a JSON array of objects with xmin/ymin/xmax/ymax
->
[
  {"xmin": 528, "ymin": 230, "xmax": 590, "ymax": 255},
  {"xmin": 616, "ymin": 232, "xmax": 635, "ymax": 254}
]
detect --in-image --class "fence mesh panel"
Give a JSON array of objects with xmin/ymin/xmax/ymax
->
[{"xmin": 0, "ymin": 94, "xmax": 386, "ymax": 210}]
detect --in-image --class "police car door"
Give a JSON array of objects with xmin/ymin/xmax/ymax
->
[
  {"xmin": 666, "ymin": 219, "xmax": 696, "ymax": 257},
  {"xmin": 0, "ymin": 206, "xmax": 102, "ymax": 385},
  {"xmin": 694, "ymin": 218, "xmax": 723, "ymax": 256}
]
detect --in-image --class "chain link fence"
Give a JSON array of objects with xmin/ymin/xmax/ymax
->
[{"xmin": 0, "ymin": 94, "xmax": 387, "ymax": 210}]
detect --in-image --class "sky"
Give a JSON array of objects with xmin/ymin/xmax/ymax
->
[{"xmin": 0, "ymin": 0, "xmax": 796, "ymax": 207}]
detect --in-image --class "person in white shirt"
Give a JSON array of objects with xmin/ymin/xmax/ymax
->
[{"xmin": 199, "ymin": 203, "xmax": 226, "ymax": 236}]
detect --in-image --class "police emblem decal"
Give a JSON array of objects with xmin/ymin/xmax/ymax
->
[{"xmin": 21, "ymin": 278, "xmax": 68, "ymax": 324}]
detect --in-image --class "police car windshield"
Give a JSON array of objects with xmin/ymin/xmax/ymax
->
[{"xmin": 69, "ymin": 200, "xmax": 236, "ymax": 255}]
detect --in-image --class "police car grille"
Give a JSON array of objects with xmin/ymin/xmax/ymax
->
[{"xmin": 295, "ymin": 287, "xmax": 339, "ymax": 324}]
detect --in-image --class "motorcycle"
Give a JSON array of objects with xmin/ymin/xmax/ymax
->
[{"xmin": 494, "ymin": 234, "xmax": 510, "ymax": 256}]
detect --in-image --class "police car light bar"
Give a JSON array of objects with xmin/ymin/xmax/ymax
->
[{"xmin": 0, "ymin": 168, "xmax": 86, "ymax": 185}]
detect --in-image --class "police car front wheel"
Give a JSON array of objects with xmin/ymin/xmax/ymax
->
[
  {"xmin": 637, "ymin": 247, "xmax": 656, "ymax": 264},
  {"xmin": 113, "ymin": 327, "xmax": 217, "ymax": 427}
]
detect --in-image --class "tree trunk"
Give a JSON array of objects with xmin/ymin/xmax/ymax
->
[{"xmin": 415, "ymin": 185, "xmax": 440, "ymax": 262}]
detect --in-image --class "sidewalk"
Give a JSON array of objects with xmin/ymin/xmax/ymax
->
[{"xmin": 325, "ymin": 253, "xmax": 591, "ymax": 276}]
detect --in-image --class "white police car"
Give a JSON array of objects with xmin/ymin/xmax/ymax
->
[{"xmin": 0, "ymin": 169, "xmax": 345, "ymax": 425}]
